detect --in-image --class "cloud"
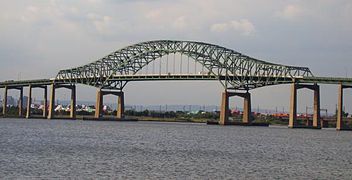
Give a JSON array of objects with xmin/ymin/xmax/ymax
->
[
  {"xmin": 210, "ymin": 19, "xmax": 255, "ymax": 35},
  {"xmin": 86, "ymin": 13, "xmax": 113, "ymax": 35},
  {"xmin": 87, "ymin": 0, "xmax": 102, "ymax": 3},
  {"xmin": 276, "ymin": 4, "xmax": 303, "ymax": 20},
  {"xmin": 145, "ymin": 9, "xmax": 162, "ymax": 20},
  {"xmin": 172, "ymin": 16, "xmax": 187, "ymax": 30}
]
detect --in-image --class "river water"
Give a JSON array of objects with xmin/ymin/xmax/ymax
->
[{"xmin": 0, "ymin": 118, "xmax": 351, "ymax": 179}]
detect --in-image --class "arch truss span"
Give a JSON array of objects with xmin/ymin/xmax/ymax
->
[{"xmin": 55, "ymin": 40, "xmax": 314, "ymax": 90}]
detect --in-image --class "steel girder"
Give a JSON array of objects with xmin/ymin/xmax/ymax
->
[{"xmin": 55, "ymin": 40, "xmax": 313, "ymax": 90}]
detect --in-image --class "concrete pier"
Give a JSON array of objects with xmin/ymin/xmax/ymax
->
[
  {"xmin": 289, "ymin": 83, "xmax": 321, "ymax": 129},
  {"xmin": 48, "ymin": 84, "xmax": 76, "ymax": 120},
  {"xmin": 337, "ymin": 84, "xmax": 352, "ymax": 130},
  {"xmin": 2, "ymin": 86, "xmax": 7, "ymax": 117},
  {"xmin": 95, "ymin": 89, "xmax": 125, "ymax": 119},
  {"xmin": 242, "ymin": 92, "xmax": 251, "ymax": 124},
  {"xmin": 219, "ymin": 91, "xmax": 229, "ymax": 125},
  {"xmin": 26, "ymin": 85, "xmax": 32, "ymax": 118},
  {"xmin": 26, "ymin": 85, "xmax": 49, "ymax": 119},
  {"xmin": 2, "ymin": 86, "xmax": 24, "ymax": 117},
  {"xmin": 70, "ymin": 85, "xmax": 76, "ymax": 119},
  {"xmin": 95, "ymin": 89, "xmax": 103, "ymax": 118},
  {"xmin": 117, "ymin": 92, "xmax": 125, "ymax": 119},
  {"xmin": 43, "ymin": 86, "xmax": 48, "ymax": 118},
  {"xmin": 219, "ymin": 91, "xmax": 252, "ymax": 125},
  {"xmin": 18, "ymin": 87, "xmax": 23, "ymax": 117},
  {"xmin": 48, "ymin": 84, "xmax": 56, "ymax": 119},
  {"xmin": 313, "ymin": 86, "xmax": 321, "ymax": 127}
]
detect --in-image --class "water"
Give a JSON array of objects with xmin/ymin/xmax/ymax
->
[{"xmin": 0, "ymin": 118, "xmax": 351, "ymax": 179}]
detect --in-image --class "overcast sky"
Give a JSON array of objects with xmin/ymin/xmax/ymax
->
[{"xmin": 0, "ymin": 0, "xmax": 351, "ymax": 113}]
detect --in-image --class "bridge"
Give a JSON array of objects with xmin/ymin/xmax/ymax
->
[{"xmin": 0, "ymin": 40, "xmax": 351, "ymax": 130}]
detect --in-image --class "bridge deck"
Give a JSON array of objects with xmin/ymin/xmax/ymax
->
[
  {"xmin": 0, "ymin": 75, "xmax": 351, "ymax": 88},
  {"xmin": 0, "ymin": 79, "xmax": 53, "ymax": 88},
  {"xmin": 301, "ymin": 77, "xmax": 352, "ymax": 84}
]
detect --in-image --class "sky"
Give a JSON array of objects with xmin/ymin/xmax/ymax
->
[{"xmin": 0, "ymin": 0, "xmax": 351, "ymax": 113}]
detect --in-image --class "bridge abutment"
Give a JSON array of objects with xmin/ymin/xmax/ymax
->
[
  {"xmin": 289, "ymin": 83, "xmax": 321, "ymax": 129},
  {"xmin": 219, "ymin": 91, "xmax": 252, "ymax": 125},
  {"xmin": 337, "ymin": 84, "xmax": 352, "ymax": 130}
]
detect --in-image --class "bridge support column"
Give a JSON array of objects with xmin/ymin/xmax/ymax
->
[
  {"xmin": 48, "ymin": 84, "xmax": 76, "ymax": 120},
  {"xmin": 219, "ymin": 91, "xmax": 229, "ymax": 125},
  {"xmin": 313, "ymin": 86, "xmax": 321, "ymax": 128},
  {"xmin": 243, "ymin": 92, "xmax": 252, "ymax": 124},
  {"xmin": 117, "ymin": 92, "xmax": 125, "ymax": 119},
  {"xmin": 70, "ymin": 85, "xmax": 76, "ymax": 119},
  {"xmin": 2, "ymin": 86, "xmax": 8, "ymax": 117},
  {"xmin": 219, "ymin": 91, "xmax": 252, "ymax": 125},
  {"xmin": 337, "ymin": 84, "xmax": 352, "ymax": 130},
  {"xmin": 43, "ymin": 86, "xmax": 48, "ymax": 118},
  {"xmin": 18, "ymin": 87, "xmax": 23, "ymax": 117},
  {"xmin": 26, "ymin": 85, "xmax": 48, "ymax": 119},
  {"xmin": 48, "ymin": 84, "xmax": 55, "ymax": 119},
  {"xmin": 337, "ymin": 84, "xmax": 343, "ymax": 130},
  {"xmin": 289, "ymin": 83, "xmax": 321, "ymax": 128},
  {"xmin": 289, "ymin": 84, "xmax": 297, "ymax": 128},
  {"xmin": 26, "ymin": 85, "xmax": 32, "ymax": 119},
  {"xmin": 95, "ymin": 89, "xmax": 103, "ymax": 118},
  {"xmin": 95, "ymin": 89, "xmax": 125, "ymax": 119}
]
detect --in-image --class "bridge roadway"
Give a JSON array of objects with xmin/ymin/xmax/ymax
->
[{"xmin": 1, "ymin": 74, "xmax": 352, "ymax": 88}]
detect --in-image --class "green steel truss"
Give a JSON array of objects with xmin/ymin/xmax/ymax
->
[{"xmin": 55, "ymin": 40, "xmax": 313, "ymax": 90}]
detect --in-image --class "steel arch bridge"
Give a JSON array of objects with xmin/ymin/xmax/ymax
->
[
  {"xmin": 1, "ymin": 40, "xmax": 352, "ymax": 130},
  {"xmin": 55, "ymin": 40, "xmax": 313, "ymax": 90}
]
